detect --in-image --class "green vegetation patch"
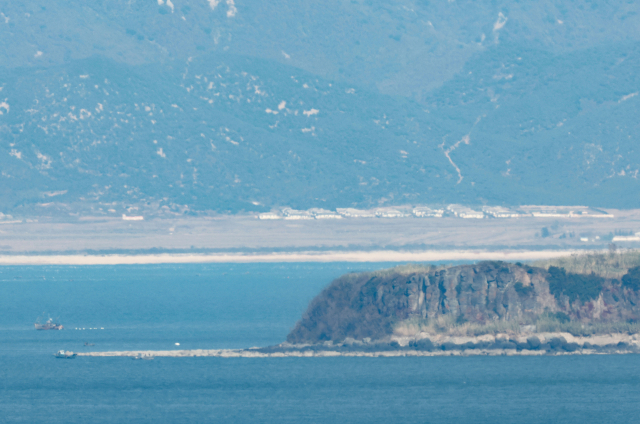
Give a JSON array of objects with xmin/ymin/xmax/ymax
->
[
  {"xmin": 536, "ymin": 317, "xmax": 640, "ymax": 336},
  {"xmin": 547, "ymin": 266, "xmax": 604, "ymax": 303},
  {"xmin": 534, "ymin": 251, "xmax": 640, "ymax": 278},
  {"xmin": 540, "ymin": 311, "xmax": 570, "ymax": 324},
  {"xmin": 622, "ymin": 266, "xmax": 640, "ymax": 291},
  {"xmin": 514, "ymin": 281, "xmax": 534, "ymax": 297}
]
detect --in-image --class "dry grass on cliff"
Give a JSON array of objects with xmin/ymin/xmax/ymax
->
[
  {"xmin": 394, "ymin": 317, "xmax": 522, "ymax": 337},
  {"xmin": 535, "ymin": 317, "xmax": 640, "ymax": 336},
  {"xmin": 395, "ymin": 315, "xmax": 640, "ymax": 337},
  {"xmin": 370, "ymin": 263, "xmax": 445, "ymax": 278},
  {"xmin": 533, "ymin": 250, "xmax": 640, "ymax": 278}
]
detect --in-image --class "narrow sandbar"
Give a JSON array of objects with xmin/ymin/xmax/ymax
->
[
  {"xmin": 0, "ymin": 249, "xmax": 582, "ymax": 265},
  {"xmin": 77, "ymin": 333, "xmax": 639, "ymax": 358}
]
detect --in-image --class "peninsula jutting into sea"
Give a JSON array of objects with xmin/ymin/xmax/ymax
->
[{"xmin": 80, "ymin": 251, "xmax": 640, "ymax": 358}]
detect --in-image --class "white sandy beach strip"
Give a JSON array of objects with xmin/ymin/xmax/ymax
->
[
  {"xmin": 78, "ymin": 349, "xmax": 550, "ymax": 358},
  {"xmin": 76, "ymin": 333, "xmax": 638, "ymax": 358},
  {"xmin": 77, "ymin": 348, "xmax": 637, "ymax": 358},
  {"xmin": 0, "ymin": 249, "xmax": 583, "ymax": 265}
]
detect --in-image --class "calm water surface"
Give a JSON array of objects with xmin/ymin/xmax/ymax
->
[{"xmin": 0, "ymin": 263, "xmax": 639, "ymax": 423}]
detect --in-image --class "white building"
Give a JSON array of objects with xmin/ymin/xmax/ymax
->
[
  {"xmin": 284, "ymin": 214, "xmax": 313, "ymax": 220},
  {"xmin": 520, "ymin": 206, "xmax": 614, "ymax": 218},
  {"xmin": 612, "ymin": 236, "xmax": 640, "ymax": 242},
  {"xmin": 308, "ymin": 208, "xmax": 343, "ymax": 219},
  {"xmin": 258, "ymin": 213, "xmax": 281, "ymax": 220},
  {"xmin": 482, "ymin": 206, "xmax": 525, "ymax": 218},
  {"xmin": 336, "ymin": 208, "xmax": 376, "ymax": 218},
  {"xmin": 520, "ymin": 206, "xmax": 571, "ymax": 217},
  {"xmin": 571, "ymin": 208, "xmax": 614, "ymax": 218},
  {"xmin": 412, "ymin": 207, "xmax": 444, "ymax": 218},
  {"xmin": 375, "ymin": 208, "xmax": 407, "ymax": 218},
  {"xmin": 282, "ymin": 208, "xmax": 313, "ymax": 220},
  {"xmin": 447, "ymin": 205, "xmax": 484, "ymax": 219}
]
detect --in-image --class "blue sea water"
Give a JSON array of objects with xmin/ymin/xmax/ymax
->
[{"xmin": 1, "ymin": 263, "xmax": 639, "ymax": 423}]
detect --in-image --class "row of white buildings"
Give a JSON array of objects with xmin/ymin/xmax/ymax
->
[{"xmin": 258, "ymin": 205, "xmax": 614, "ymax": 220}]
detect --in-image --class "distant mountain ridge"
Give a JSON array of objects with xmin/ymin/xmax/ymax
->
[{"xmin": 1, "ymin": 1, "xmax": 640, "ymax": 215}]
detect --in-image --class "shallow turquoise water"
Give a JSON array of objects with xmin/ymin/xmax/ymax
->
[{"xmin": 1, "ymin": 263, "xmax": 639, "ymax": 423}]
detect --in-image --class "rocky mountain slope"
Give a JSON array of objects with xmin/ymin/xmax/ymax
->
[
  {"xmin": 287, "ymin": 261, "xmax": 640, "ymax": 343},
  {"xmin": 2, "ymin": 1, "xmax": 640, "ymax": 215}
]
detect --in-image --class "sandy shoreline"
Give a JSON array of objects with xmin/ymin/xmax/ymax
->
[
  {"xmin": 0, "ymin": 249, "xmax": 583, "ymax": 265},
  {"xmin": 78, "ymin": 349, "xmax": 551, "ymax": 358},
  {"xmin": 76, "ymin": 348, "xmax": 633, "ymax": 358}
]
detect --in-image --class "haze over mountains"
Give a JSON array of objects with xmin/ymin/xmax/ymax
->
[{"xmin": 1, "ymin": 0, "xmax": 640, "ymax": 216}]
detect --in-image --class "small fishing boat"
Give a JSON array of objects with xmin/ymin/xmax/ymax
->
[{"xmin": 54, "ymin": 350, "xmax": 77, "ymax": 359}]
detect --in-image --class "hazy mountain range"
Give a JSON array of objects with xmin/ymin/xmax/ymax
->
[{"xmin": 1, "ymin": 0, "xmax": 640, "ymax": 216}]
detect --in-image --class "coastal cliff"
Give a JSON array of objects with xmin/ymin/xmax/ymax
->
[{"xmin": 287, "ymin": 261, "xmax": 640, "ymax": 344}]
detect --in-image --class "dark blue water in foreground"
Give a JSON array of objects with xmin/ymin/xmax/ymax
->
[{"xmin": 1, "ymin": 263, "xmax": 640, "ymax": 423}]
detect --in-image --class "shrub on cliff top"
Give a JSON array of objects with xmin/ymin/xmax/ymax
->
[
  {"xmin": 534, "ymin": 251, "xmax": 640, "ymax": 278},
  {"xmin": 409, "ymin": 338, "xmax": 435, "ymax": 351},
  {"xmin": 514, "ymin": 281, "xmax": 535, "ymax": 297},
  {"xmin": 527, "ymin": 337, "xmax": 541, "ymax": 349},
  {"xmin": 622, "ymin": 266, "xmax": 640, "ymax": 291},
  {"xmin": 548, "ymin": 336, "xmax": 568, "ymax": 350},
  {"xmin": 547, "ymin": 266, "xmax": 604, "ymax": 303},
  {"xmin": 542, "ymin": 311, "xmax": 571, "ymax": 323}
]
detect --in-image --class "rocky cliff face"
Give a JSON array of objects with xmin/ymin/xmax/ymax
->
[{"xmin": 287, "ymin": 262, "xmax": 640, "ymax": 344}]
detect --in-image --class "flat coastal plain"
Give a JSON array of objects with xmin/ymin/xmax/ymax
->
[{"xmin": 1, "ymin": 209, "xmax": 639, "ymax": 264}]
